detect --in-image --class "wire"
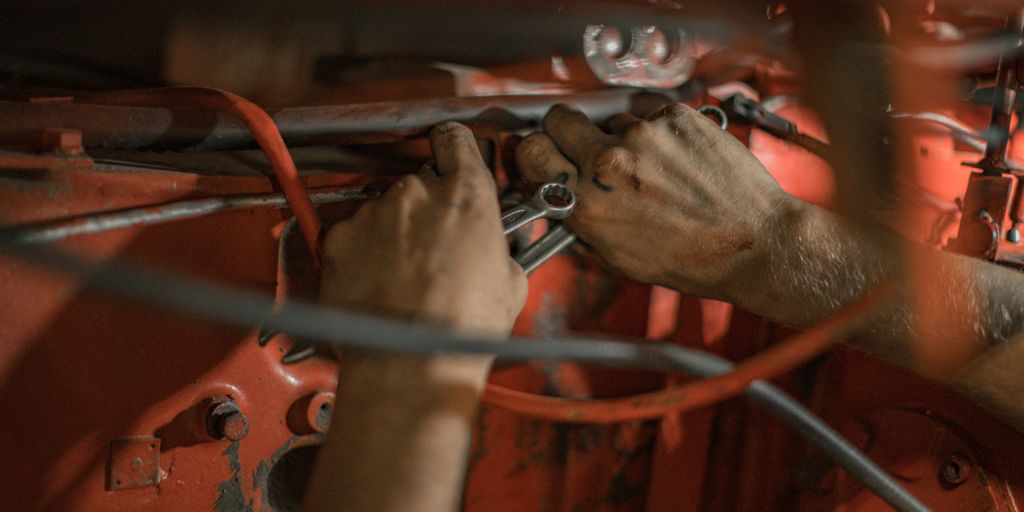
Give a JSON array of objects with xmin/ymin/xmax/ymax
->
[
  {"xmin": 0, "ymin": 187, "xmax": 374, "ymax": 244},
  {"xmin": 73, "ymin": 87, "xmax": 324, "ymax": 264},
  {"xmin": 481, "ymin": 280, "xmax": 897, "ymax": 423},
  {"xmin": 0, "ymin": 241, "xmax": 929, "ymax": 512}
]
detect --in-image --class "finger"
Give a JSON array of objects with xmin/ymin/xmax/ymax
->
[
  {"xmin": 417, "ymin": 160, "xmax": 441, "ymax": 185},
  {"xmin": 542, "ymin": 104, "xmax": 610, "ymax": 166},
  {"xmin": 515, "ymin": 132, "xmax": 580, "ymax": 187},
  {"xmin": 429, "ymin": 121, "xmax": 495, "ymax": 190},
  {"xmin": 605, "ymin": 113, "xmax": 642, "ymax": 136}
]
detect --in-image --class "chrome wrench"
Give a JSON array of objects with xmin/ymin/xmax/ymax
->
[{"xmin": 501, "ymin": 182, "xmax": 578, "ymax": 274}]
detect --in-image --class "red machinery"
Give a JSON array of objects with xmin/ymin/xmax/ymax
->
[{"xmin": 1, "ymin": 1, "xmax": 1023, "ymax": 510}]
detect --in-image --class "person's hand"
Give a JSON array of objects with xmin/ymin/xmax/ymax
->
[
  {"xmin": 320, "ymin": 122, "xmax": 527, "ymax": 338},
  {"xmin": 310, "ymin": 125, "xmax": 526, "ymax": 512},
  {"xmin": 515, "ymin": 103, "xmax": 802, "ymax": 301}
]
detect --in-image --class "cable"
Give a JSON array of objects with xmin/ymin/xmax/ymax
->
[
  {"xmin": 0, "ymin": 241, "xmax": 929, "ymax": 512},
  {"xmin": 481, "ymin": 280, "xmax": 897, "ymax": 423},
  {"xmin": 0, "ymin": 187, "xmax": 373, "ymax": 244},
  {"xmin": 73, "ymin": 87, "xmax": 324, "ymax": 264}
]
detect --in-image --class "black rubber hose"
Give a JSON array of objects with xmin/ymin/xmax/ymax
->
[{"xmin": 0, "ymin": 241, "xmax": 930, "ymax": 512}]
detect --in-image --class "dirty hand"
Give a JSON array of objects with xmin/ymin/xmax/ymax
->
[
  {"xmin": 320, "ymin": 122, "xmax": 527, "ymax": 339},
  {"xmin": 515, "ymin": 103, "xmax": 799, "ymax": 301}
]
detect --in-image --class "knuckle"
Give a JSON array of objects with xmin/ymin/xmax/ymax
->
[
  {"xmin": 622, "ymin": 120, "xmax": 655, "ymax": 143},
  {"xmin": 662, "ymin": 103, "xmax": 695, "ymax": 119},
  {"xmin": 386, "ymin": 175, "xmax": 427, "ymax": 204},
  {"xmin": 516, "ymin": 133, "xmax": 546, "ymax": 158},
  {"xmin": 589, "ymin": 146, "xmax": 633, "ymax": 175}
]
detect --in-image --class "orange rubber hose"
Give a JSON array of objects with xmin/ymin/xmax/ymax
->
[
  {"xmin": 75, "ymin": 87, "xmax": 323, "ymax": 264},
  {"xmin": 481, "ymin": 280, "xmax": 897, "ymax": 423}
]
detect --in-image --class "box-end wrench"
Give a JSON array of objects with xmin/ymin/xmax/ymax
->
[{"xmin": 501, "ymin": 182, "xmax": 577, "ymax": 274}]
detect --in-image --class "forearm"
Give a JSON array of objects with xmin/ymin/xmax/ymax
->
[
  {"xmin": 304, "ymin": 355, "xmax": 491, "ymax": 512},
  {"xmin": 728, "ymin": 199, "xmax": 1024, "ymax": 404}
]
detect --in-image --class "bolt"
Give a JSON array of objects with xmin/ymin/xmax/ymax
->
[
  {"xmin": 940, "ymin": 455, "xmax": 971, "ymax": 486},
  {"xmin": 206, "ymin": 400, "xmax": 249, "ymax": 441}
]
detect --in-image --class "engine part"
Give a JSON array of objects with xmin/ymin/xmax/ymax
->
[
  {"xmin": 0, "ymin": 240, "xmax": 927, "ymax": 512},
  {"xmin": 583, "ymin": 25, "xmax": 698, "ymax": 88}
]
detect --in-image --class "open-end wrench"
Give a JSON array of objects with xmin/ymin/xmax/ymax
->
[
  {"xmin": 514, "ymin": 222, "xmax": 576, "ymax": 275},
  {"xmin": 501, "ymin": 182, "xmax": 577, "ymax": 274}
]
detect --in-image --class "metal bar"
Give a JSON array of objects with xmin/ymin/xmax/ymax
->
[
  {"xmin": 0, "ymin": 90, "xmax": 669, "ymax": 152},
  {"xmin": 0, "ymin": 187, "xmax": 372, "ymax": 244}
]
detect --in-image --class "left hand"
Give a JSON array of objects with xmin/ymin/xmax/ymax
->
[{"xmin": 319, "ymin": 122, "xmax": 528, "ymax": 341}]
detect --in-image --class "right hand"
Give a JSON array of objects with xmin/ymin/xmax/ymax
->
[{"xmin": 515, "ymin": 103, "xmax": 803, "ymax": 300}]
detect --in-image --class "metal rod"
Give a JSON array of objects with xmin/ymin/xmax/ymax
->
[
  {"xmin": 0, "ymin": 90, "xmax": 670, "ymax": 152},
  {"xmin": 0, "ymin": 187, "xmax": 372, "ymax": 244}
]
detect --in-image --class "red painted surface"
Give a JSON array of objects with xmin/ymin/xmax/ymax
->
[{"xmin": 0, "ymin": 101, "xmax": 1022, "ymax": 512}]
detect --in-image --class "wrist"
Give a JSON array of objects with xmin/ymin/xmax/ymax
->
[{"xmin": 726, "ymin": 195, "xmax": 818, "ymax": 316}]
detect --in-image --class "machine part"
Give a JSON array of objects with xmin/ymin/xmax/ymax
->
[
  {"xmin": 952, "ymin": 174, "xmax": 1014, "ymax": 258},
  {"xmin": 968, "ymin": 10, "xmax": 1023, "ymax": 175},
  {"xmin": 1008, "ymin": 177, "xmax": 1024, "ymax": 242},
  {"xmin": 287, "ymin": 392, "xmax": 335, "ymax": 435},
  {"xmin": 107, "ymin": 436, "xmax": 161, "ymax": 491},
  {"xmin": 583, "ymin": 25, "xmax": 697, "ymax": 88},
  {"xmin": 722, "ymin": 93, "xmax": 832, "ymax": 157},
  {"xmin": 501, "ymin": 182, "xmax": 575, "ymax": 234},
  {"xmin": 206, "ymin": 398, "xmax": 250, "ymax": 442},
  {"xmin": 71, "ymin": 87, "xmax": 325, "ymax": 263},
  {"xmin": 1, "ymin": 243, "xmax": 928, "ymax": 512},
  {"xmin": 0, "ymin": 89, "xmax": 672, "ymax": 152},
  {"xmin": 891, "ymin": 111, "xmax": 987, "ymax": 147},
  {"xmin": 0, "ymin": 187, "xmax": 373, "ymax": 245}
]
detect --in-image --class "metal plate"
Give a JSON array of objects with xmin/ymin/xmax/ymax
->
[{"xmin": 108, "ymin": 437, "xmax": 161, "ymax": 491}]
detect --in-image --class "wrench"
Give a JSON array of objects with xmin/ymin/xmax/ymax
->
[
  {"xmin": 501, "ymin": 182, "xmax": 577, "ymax": 274},
  {"xmin": 502, "ymin": 182, "xmax": 576, "ymax": 235}
]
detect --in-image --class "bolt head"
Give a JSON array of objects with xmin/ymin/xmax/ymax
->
[
  {"xmin": 940, "ymin": 455, "xmax": 970, "ymax": 486},
  {"xmin": 207, "ymin": 400, "xmax": 250, "ymax": 441}
]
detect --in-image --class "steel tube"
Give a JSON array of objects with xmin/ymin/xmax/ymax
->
[
  {"xmin": 0, "ymin": 187, "xmax": 371, "ymax": 244},
  {"xmin": 0, "ymin": 90, "xmax": 668, "ymax": 152}
]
